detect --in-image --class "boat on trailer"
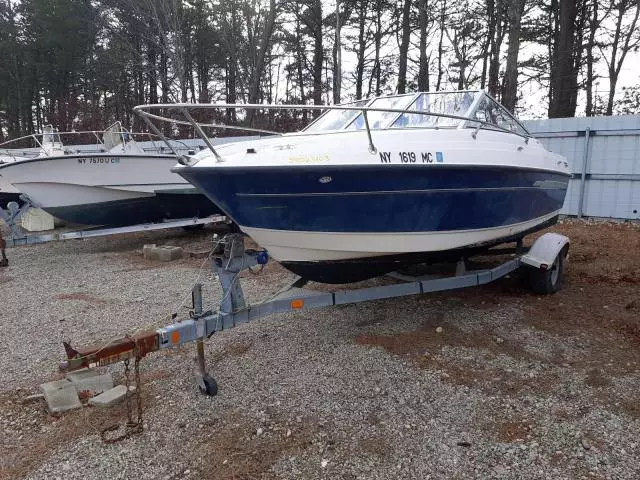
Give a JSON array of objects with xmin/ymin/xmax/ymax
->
[
  {"xmin": 0, "ymin": 123, "xmax": 221, "ymax": 227},
  {"xmin": 134, "ymin": 90, "xmax": 570, "ymax": 283}
]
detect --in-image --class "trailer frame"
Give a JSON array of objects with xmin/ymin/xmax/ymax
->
[
  {"xmin": 0, "ymin": 196, "xmax": 226, "ymax": 247},
  {"xmin": 60, "ymin": 231, "xmax": 570, "ymax": 396}
]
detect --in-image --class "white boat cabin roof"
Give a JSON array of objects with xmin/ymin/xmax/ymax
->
[{"xmin": 304, "ymin": 90, "xmax": 529, "ymax": 136}]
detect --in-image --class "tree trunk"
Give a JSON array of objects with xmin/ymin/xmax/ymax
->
[
  {"xmin": 418, "ymin": 0, "xmax": 429, "ymax": 91},
  {"xmin": 332, "ymin": 0, "xmax": 342, "ymax": 104},
  {"xmin": 501, "ymin": 0, "xmax": 525, "ymax": 112},
  {"xmin": 549, "ymin": 0, "xmax": 578, "ymax": 118},
  {"xmin": 397, "ymin": 0, "xmax": 412, "ymax": 94},
  {"xmin": 487, "ymin": 0, "xmax": 505, "ymax": 97},
  {"xmin": 481, "ymin": 0, "xmax": 496, "ymax": 90},
  {"xmin": 311, "ymin": 0, "xmax": 323, "ymax": 106},
  {"xmin": 248, "ymin": 0, "xmax": 277, "ymax": 104},
  {"xmin": 585, "ymin": 1, "xmax": 597, "ymax": 116},
  {"xmin": 436, "ymin": 0, "xmax": 446, "ymax": 90},
  {"xmin": 355, "ymin": 0, "xmax": 367, "ymax": 99}
]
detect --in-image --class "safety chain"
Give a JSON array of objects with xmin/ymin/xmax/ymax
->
[{"xmin": 101, "ymin": 344, "xmax": 144, "ymax": 443}]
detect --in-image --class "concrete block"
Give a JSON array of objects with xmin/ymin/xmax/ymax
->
[
  {"xmin": 69, "ymin": 372, "xmax": 114, "ymax": 398},
  {"xmin": 142, "ymin": 243, "xmax": 157, "ymax": 258},
  {"xmin": 40, "ymin": 379, "xmax": 82, "ymax": 414},
  {"xmin": 88, "ymin": 385, "xmax": 136, "ymax": 408},
  {"xmin": 65, "ymin": 368, "xmax": 100, "ymax": 382},
  {"xmin": 21, "ymin": 208, "xmax": 55, "ymax": 232},
  {"xmin": 143, "ymin": 244, "xmax": 184, "ymax": 262}
]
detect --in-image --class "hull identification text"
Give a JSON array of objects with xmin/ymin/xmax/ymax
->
[
  {"xmin": 379, "ymin": 151, "xmax": 444, "ymax": 164},
  {"xmin": 77, "ymin": 157, "xmax": 121, "ymax": 165}
]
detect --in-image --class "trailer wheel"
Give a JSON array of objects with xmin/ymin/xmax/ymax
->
[
  {"xmin": 529, "ymin": 251, "xmax": 565, "ymax": 294},
  {"xmin": 199, "ymin": 374, "xmax": 218, "ymax": 396}
]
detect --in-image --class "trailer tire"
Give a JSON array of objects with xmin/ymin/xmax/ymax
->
[
  {"xmin": 199, "ymin": 374, "xmax": 218, "ymax": 396},
  {"xmin": 528, "ymin": 251, "xmax": 565, "ymax": 294}
]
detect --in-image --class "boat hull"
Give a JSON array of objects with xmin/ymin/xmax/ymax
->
[
  {"xmin": 178, "ymin": 164, "xmax": 569, "ymax": 282},
  {"xmin": 45, "ymin": 190, "xmax": 219, "ymax": 227},
  {"xmin": 0, "ymin": 154, "xmax": 221, "ymax": 227}
]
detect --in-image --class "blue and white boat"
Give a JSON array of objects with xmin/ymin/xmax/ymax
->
[{"xmin": 135, "ymin": 90, "xmax": 570, "ymax": 282}]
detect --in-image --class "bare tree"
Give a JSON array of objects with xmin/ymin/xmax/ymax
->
[
  {"xmin": 397, "ymin": 0, "xmax": 412, "ymax": 94},
  {"xmin": 501, "ymin": 0, "xmax": 526, "ymax": 112},
  {"xmin": 600, "ymin": 0, "xmax": 640, "ymax": 115}
]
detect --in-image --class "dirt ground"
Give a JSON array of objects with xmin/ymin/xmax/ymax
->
[{"xmin": 1, "ymin": 218, "xmax": 639, "ymax": 479}]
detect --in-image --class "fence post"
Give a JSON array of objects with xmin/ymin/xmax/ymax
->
[{"xmin": 577, "ymin": 127, "xmax": 591, "ymax": 218}]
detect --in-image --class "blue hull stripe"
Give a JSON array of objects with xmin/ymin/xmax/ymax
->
[{"xmin": 179, "ymin": 165, "xmax": 568, "ymax": 233}]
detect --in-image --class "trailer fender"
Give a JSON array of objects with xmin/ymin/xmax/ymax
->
[{"xmin": 520, "ymin": 232, "xmax": 570, "ymax": 269}]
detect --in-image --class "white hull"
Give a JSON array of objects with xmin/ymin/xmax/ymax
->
[
  {"xmin": 0, "ymin": 154, "xmax": 188, "ymax": 208},
  {"xmin": 0, "ymin": 175, "xmax": 20, "ymax": 195},
  {"xmin": 242, "ymin": 211, "xmax": 561, "ymax": 262}
]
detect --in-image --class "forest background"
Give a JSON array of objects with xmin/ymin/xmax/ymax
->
[{"xmin": 0, "ymin": 0, "xmax": 639, "ymax": 139}]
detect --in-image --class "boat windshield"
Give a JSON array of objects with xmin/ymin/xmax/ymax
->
[
  {"xmin": 470, "ymin": 95, "xmax": 528, "ymax": 135},
  {"xmin": 345, "ymin": 94, "xmax": 415, "ymax": 130},
  {"xmin": 392, "ymin": 91, "xmax": 476, "ymax": 128},
  {"xmin": 305, "ymin": 99, "xmax": 369, "ymax": 132},
  {"xmin": 301, "ymin": 90, "xmax": 528, "ymax": 136}
]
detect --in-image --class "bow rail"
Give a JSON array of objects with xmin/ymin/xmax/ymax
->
[{"xmin": 133, "ymin": 99, "xmax": 532, "ymax": 164}]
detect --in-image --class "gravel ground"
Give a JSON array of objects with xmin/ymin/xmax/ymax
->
[{"xmin": 1, "ymin": 219, "xmax": 639, "ymax": 480}]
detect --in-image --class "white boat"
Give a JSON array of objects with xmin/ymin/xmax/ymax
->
[
  {"xmin": 135, "ymin": 90, "xmax": 570, "ymax": 282},
  {"xmin": 0, "ymin": 123, "xmax": 221, "ymax": 226}
]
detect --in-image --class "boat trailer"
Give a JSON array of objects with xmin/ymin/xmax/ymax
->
[
  {"xmin": 60, "ymin": 231, "xmax": 570, "ymax": 396},
  {"xmin": 0, "ymin": 197, "xmax": 226, "ymax": 248}
]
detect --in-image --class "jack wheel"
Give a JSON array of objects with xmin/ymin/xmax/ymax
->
[
  {"xmin": 529, "ymin": 251, "xmax": 565, "ymax": 294},
  {"xmin": 199, "ymin": 374, "xmax": 218, "ymax": 396}
]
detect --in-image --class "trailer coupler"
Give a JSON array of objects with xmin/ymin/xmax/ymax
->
[{"xmin": 60, "ymin": 330, "xmax": 160, "ymax": 372}]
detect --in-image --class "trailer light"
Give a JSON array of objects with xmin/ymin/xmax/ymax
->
[
  {"xmin": 540, "ymin": 263, "xmax": 548, "ymax": 270},
  {"xmin": 291, "ymin": 299, "xmax": 304, "ymax": 309},
  {"xmin": 171, "ymin": 331, "xmax": 181, "ymax": 344}
]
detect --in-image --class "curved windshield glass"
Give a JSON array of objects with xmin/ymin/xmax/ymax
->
[
  {"xmin": 346, "ymin": 94, "xmax": 415, "ymax": 130},
  {"xmin": 304, "ymin": 100, "xmax": 369, "ymax": 132},
  {"xmin": 471, "ymin": 96, "xmax": 528, "ymax": 135},
  {"xmin": 392, "ymin": 91, "xmax": 476, "ymax": 128}
]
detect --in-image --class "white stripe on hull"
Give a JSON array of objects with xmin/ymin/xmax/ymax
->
[{"xmin": 241, "ymin": 211, "xmax": 560, "ymax": 262}]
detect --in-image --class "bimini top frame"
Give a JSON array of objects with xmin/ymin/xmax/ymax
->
[{"xmin": 133, "ymin": 90, "xmax": 532, "ymax": 163}]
